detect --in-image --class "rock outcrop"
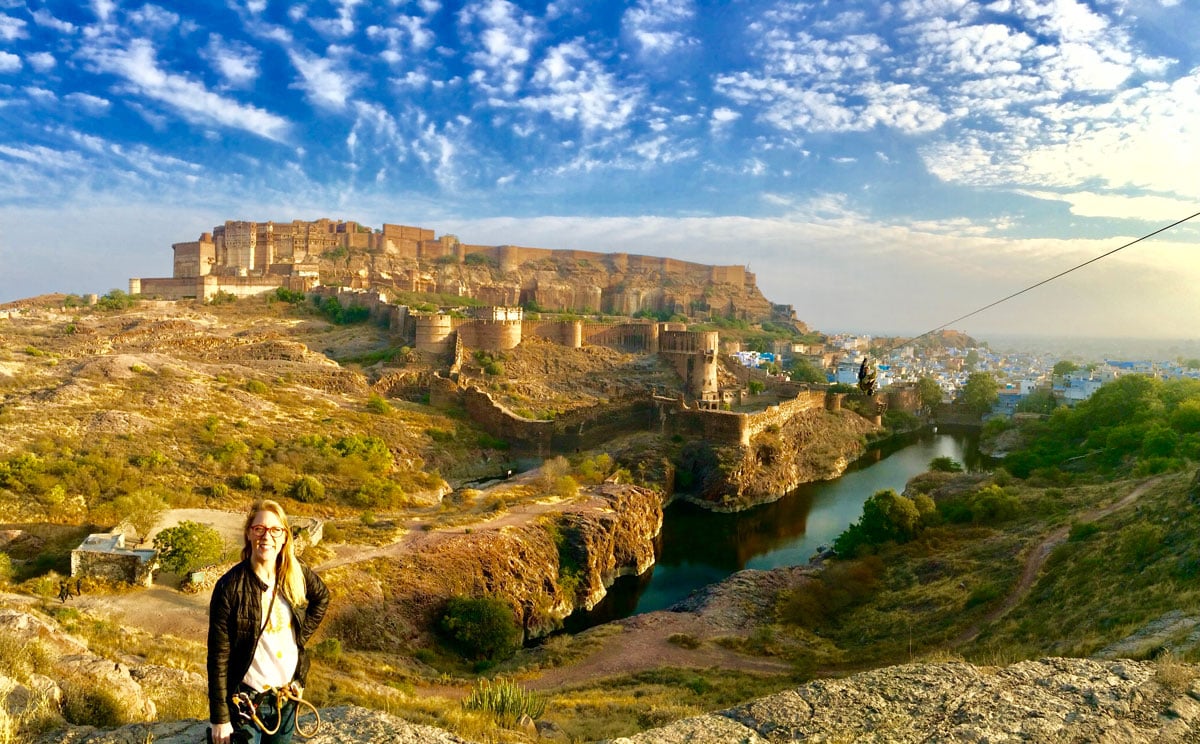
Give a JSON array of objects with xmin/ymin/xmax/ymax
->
[
  {"xmin": 685, "ymin": 407, "xmax": 877, "ymax": 512},
  {"xmin": 37, "ymin": 658, "xmax": 1200, "ymax": 743},
  {"xmin": 324, "ymin": 483, "xmax": 663, "ymax": 647},
  {"xmin": 609, "ymin": 658, "xmax": 1200, "ymax": 743}
]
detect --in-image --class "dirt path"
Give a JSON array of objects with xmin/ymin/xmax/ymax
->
[
  {"xmin": 525, "ymin": 610, "xmax": 792, "ymax": 691},
  {"xmin": 951, "ymin": 477, "xmax": 1162, "ymax": 647}
]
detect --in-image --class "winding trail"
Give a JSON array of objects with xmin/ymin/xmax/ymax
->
[{"xmin": 951, "ymin": 476, "xmax": 1163, "ymax": 647}]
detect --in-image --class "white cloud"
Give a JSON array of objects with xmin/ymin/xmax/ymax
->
[
  {"xmin": 0, "ymin": 13, "xmax": 26, "ymax": 41},
  {"xmin": 516, "ymin": 41, "xmax": 640, "ymax": 131},
  {"xmin": 81, "ymin": 38, "xmax": 291, "ymax": 141},
  {"xmin": 24, "ymin": 86, "xmax": 55, "ymax": 102},
  {"xmin": 204, "ymin": 35, "xmax": 261, "ymax": 88},
  {"xmin": 128, "ymin": 4, "xmax": 179, "ymax": 32},
  {"xmin": 310, "ymin": 0, "xmax": 364, "ymax": 38},
  {"xmin": 622, "ymin": 0, "xmax": 697, "ymax": 57},
  {"xmin": 924, "ymin": 70, "xmax": 1200, "ymax": 205},
  {"xmin": 710, "ymin": 106, "xmax": 740, "ymax": 133},
  {"xmin": 65, "ymin": 92, "xmax": 111, "ymax": 114},
  {"xmin": 458, "ymin": 0, "xmax": 539, "ymax": 96},
  {"xmin": 1019, "ymin": 190, "xmax": 1199, "ymax": 222},
  {"xmin": 0, "ymin": 51, "xmax": 20, "ymax": 73},
  {"xmin": 287, "ymin": 48, "xmax": 359, "ymax": 110},
  {"xmin": 91, "ymin": 0, "xmax": 116, "ymax": 23},
  {"xmin": 26, "ymin": 52, "xmax": 56, "ymax": 72},
  {"xmin": 30, "ymin": 9, "xmax": 77, "ymax": 33}
]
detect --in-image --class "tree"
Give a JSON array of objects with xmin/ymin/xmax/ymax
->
[
  {"xmin": 787, "ymin": 357, "xmax": 827, "ymax": 384},
  {"xmin": 1016, "ymin": 388, "xmax": 1058, "ymax": 415},
  {"xmin": 960, "ymin": 372, "xmax": 999, "ymax": 415},
  {"xmin": 1053, "ymin": 360, "xmax": 1079, "ymax": 377},
  {"xmin": 153, "ymin": 521, "xmax": 224, "ymax": 576},
  {"xmin": 109, "ymin": 489, "xmax": 168, "ymax": 543},
  {"xmin": 964, "ymin": 349, "xmax": 979, "ymax": 370},
  {"xmin": 439, "ymin": 595, "xmax": 522, "ymax": 661},
  {"xmin": 917, "ymin": 377, "xmax": 943, "ymax": 411},
  {"xmin": 834, "ymin": 489, "xmax": 932, "ymax": 557}
]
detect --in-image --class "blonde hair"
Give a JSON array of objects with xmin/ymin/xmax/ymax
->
[{"xmin": 242, "ymin": 499, "xmax": 307, "ymax": 609}]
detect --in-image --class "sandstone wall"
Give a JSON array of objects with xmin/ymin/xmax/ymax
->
[{"xmin": 461, "ymin": 385, "xmax": 658, "ymax": 452}]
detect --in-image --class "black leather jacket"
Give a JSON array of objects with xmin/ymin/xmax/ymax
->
[{"xmin": 206, "ymin": 560, "xmax": 330, "ymax": 725}]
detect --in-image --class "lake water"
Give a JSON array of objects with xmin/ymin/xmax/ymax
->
[{"xmin": 565, "ymin": 429, "xmax": 980, "ymax": 630}]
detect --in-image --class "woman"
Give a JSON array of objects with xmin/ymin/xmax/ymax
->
[{"xmin": 207, "ymin": 500, "xmax": 329, "ymax": 744}]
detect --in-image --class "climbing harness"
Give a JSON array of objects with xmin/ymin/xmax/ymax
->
[{"xmin": 231, "ymin": 683, "xmax": 322, "ymax": 738}]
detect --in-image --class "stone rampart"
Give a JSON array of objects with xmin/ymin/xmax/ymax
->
[
  {"xmin": 132, "ymin": 277, "xmax": 200, "ymax": 301},
  {"xmin": 462, "ymin": 386, "xmax": 554, "ymax": 449},
  {"xmin": 742, "ymin": 391, "xmax": 827, "ymax": 442},
  {"xmin": 523, "ymin": 320, "xmax": 583, "ymax": 348},
  {"xmin": 461, "ymin": 386, "xmax": 657, "ymax": 452},
  {"xmin": 457, "ymin": 319, "xmax": 522, "ymax": 350},
  {"xmin": 582, "ymin": 322, "xmax": 658, "ymax": 352}
]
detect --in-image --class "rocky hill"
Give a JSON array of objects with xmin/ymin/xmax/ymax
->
[{"xmin": 6, "ymin": 590, "xmax": 1196, "ymax": 743}]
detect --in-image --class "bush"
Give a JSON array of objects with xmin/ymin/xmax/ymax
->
[
  {"xmin": 152, "ymin": 521, "xmax": 225, "ymax": 576},
  {"xmin": 439, "ymin": 596, "xmax": 522, "ymax": 662},
  {"xmin": 929, "ymin": 456, "xmax": 963, "ymax": 473},
  {"xmin": 366, "ymin": 394, "xmax": 392, "ymax": 414},
  {"xmin": 461, "ymin": 677, "xmax": 546, "ymax": 727},
  {"xmin": 290, "ymin": 475, "xmax": 326, "ymax": 503},
  {"xmin": 235, "ymin": 473, "xmax": 262, "ymax": 491},
  {"xmin": 245, "ymin": 379, "xmax": 270, "ymax": 395},
  {"xmin": 311, "ymin": 637, "xmax": 342, "ymax": 663},
  {"xmin": 834, "ymin": 489, "xmax": 926, "ymax": 557}
]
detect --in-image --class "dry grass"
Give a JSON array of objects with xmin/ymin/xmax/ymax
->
[{"xmin": 1154, "ymin": 651, "xmax": 1197, "ymax": 693}]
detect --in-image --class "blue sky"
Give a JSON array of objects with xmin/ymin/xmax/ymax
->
[{"xmin": 1, "ymin": 0, "xmax": 1197, "ymax": 338}]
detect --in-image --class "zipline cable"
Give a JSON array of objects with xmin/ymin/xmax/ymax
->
[{"xmin": 881, "ymin": 210, "xmax": 1200, "ymax": 354}]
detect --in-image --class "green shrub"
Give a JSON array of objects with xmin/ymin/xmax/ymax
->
[
  {"xmin": 461, "ymin": 677, "xmax": 546, "ymax": 727},
  {"xmin": 667, "ymin": 633, "xmax": 701, "ymax": 649},
  {"xmin": 245, "ymin": 379, "xmax": 270, "ymax": 395},
  {"xmin": 366, "ymin": 394, "xmax": 392, "ymax": 414},
  {"xmin": 834, "ymin": 489, "xmax": 925, "ymax": 557},
  {"xmin": 311, "ymin": 637, "xmax": 342, "ymax": 663},
  {"xmin": 235, "ymin": 473, "xmax": 262, "ymax": 491},
  {"xmin": 439, "ymin": 596, "xmax": 522, "ymax": 662},
  {"xmin": 290, "ymin": 475, "xmax": 325, "ymax": 503},
  {"xmin": 929, "ymin": 456, "xmax": 963, "ymax": 473},
  {"xmin": 970, "ymin": 484, "xmax": 1021, "ymax": 524},
  {"xmin": 1068, "ymin": 521, "xmax": 1101, "ymax": 541},
  {"xmin": 153, "ymin": 521, "xmax": 224, "ymax": 576}
]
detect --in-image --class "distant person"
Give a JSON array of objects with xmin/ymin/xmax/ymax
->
[
  {"xmin": 58, "ymin": 580, "xmax": 70, "ymax": 603},
  {"xmin": 857, "ymin": 357, "xmax": 877, "ymax": 396},
  {"xmin": 207, "ymin": 499, "xmax": 329, "ymax": 744}
]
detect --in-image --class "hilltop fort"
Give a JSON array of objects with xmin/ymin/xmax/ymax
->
[{"xmin": 130, "ymin": 218, "xmax": 797, "ymax": 327}]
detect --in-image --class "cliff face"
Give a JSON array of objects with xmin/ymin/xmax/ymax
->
[
  {"xmin": 683, "ymin": 408, "xmax": 877, "ymax": 512},
  {"xmin": 323, "ymin": 250, "xmax": 784, "ymax": 323},
  {"xmin": 325, "ymin": 483, "xmax": 663, "ymax": 645}
]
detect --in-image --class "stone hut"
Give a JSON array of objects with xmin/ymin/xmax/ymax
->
[{"xmin": 71, "ymin": 532, "xmax": 157, "ymax": 587}]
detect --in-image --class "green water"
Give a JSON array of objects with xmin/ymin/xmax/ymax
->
[{"xmin": 567, "ymin": 429, "xmax": 980, "ymax": 629}]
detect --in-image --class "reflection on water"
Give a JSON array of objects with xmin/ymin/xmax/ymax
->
[{"xmin": 572, "ymin": 429, "xmax": 980, "ymax": 628}]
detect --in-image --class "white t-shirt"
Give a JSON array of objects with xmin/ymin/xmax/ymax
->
[{"xmin": 242, "ymin": 584, "xmax": 299, "ymax": 692}]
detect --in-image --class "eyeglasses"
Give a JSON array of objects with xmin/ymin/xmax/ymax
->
[{"xmin": 249, "ymin": 525, "xmax": 287, "ymax": 539}]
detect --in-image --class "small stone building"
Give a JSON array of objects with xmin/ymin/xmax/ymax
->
[{"xmin": 71, "ymin": 532, "xmax": 158, "ymax": 587}]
